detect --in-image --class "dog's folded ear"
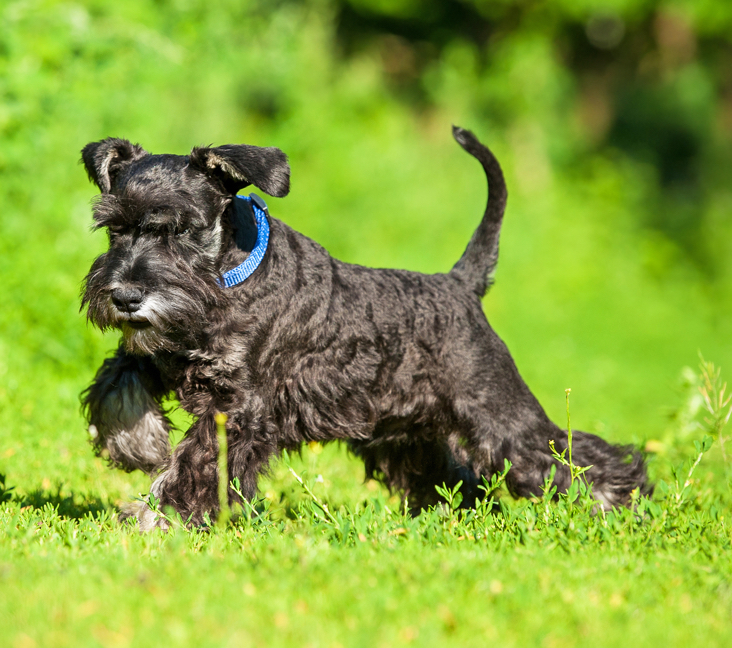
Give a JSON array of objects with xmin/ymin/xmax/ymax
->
[
  {"xmin": 188, "ymin": 144, "xmax": 290, "ymax": 197},
  {"xmin": 81, "ymin": 138, "xmax": 148, "ymax": 194}
]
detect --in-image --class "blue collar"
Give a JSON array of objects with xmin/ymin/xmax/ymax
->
[{"xmin": 219, "ymin": 193, "xmax": 270, "ymax": 288}]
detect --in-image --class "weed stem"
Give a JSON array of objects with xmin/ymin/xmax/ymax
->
[
  {"xmin": 215, "ymin": 412, "xmax": 230, "ymax": 528},
  {"xmin": 288, "ymin": 465, "xmax": 340, "ymax": 528},
  {"xmin": 566, "ymin": 388, "xmax": 573, "ymax": 485}
]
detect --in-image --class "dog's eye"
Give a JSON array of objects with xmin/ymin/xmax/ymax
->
[{"xmin": 175, "ymin": 228, "xmax": 190, "ymax": 238}]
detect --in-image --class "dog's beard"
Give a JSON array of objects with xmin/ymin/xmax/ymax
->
[
  {"xmin": 83, "ymin": 279, "xmax": 220, "ymax": 355},
  {"xmin": 120, "ymin": 320, "xmax": 174, "ymax": 355},
  {"xmin": 122, "ymin": 290, "xmax": 209, "ymax": 353},
  {"xmin": 115, "ymin": 293, "xmax": 193, "ymax": 354}
]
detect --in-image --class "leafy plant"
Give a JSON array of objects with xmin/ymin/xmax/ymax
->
[
  {"xmin": 549, "ymin": 389, "xmax": 593, "ymax": 497},
  {"xmin": 0, "ymin": 472, "xmax": 14, "ymax": 504},
  {"xmin": 698, "ymin": 354, "xmax": 732, "ymax": 462}
]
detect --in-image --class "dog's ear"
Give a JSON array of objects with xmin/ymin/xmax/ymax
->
[
  {"xmin": 81, "ymin": 138, "xmax": 148, "ymax": 193},
  {"xmin": 189, "ymin": 144, "xmax": 290, "ymax": 197}
]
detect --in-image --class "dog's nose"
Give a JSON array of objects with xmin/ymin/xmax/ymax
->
[{"xmin": 111, "ymin": 287, "xmax": 144, "ymax": 313}]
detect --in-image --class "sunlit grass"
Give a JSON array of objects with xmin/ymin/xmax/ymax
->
[{"xmin": 1, "ymin": 360, "xmax": 731, "ymax": 647}]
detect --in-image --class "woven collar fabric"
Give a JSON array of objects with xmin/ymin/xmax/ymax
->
[{"xmin": 219, "ymin": 193, "xmax": 270, "ymax": 288}]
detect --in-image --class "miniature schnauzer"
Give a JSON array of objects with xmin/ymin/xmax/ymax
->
[{"xmin": 80, "ymin": 127, "xmax": 649, "ymax": 529}]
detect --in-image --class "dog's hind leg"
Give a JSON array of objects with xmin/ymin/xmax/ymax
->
[
  {"xmin": 483, "ymin": 426, "xmax": 572, "ymax": 501},
  {"xmin": 82, "ymin": 345, "xmax": 171, "ymax": 474},
  {"xmin": 565, "ymin": 431, "xmax": 651, "ymax": 507},
  {"xmin": 349, "ymin": 436, "xmax": 483, "ymax": 514},
  {"xmin": 464, "ymin": 416, "xmax": 649, "ymax": 509}
]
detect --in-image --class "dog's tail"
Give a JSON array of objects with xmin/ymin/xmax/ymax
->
[{"xmin": 449, "ymin": 126, "xmax": 507, "ymax": 297}]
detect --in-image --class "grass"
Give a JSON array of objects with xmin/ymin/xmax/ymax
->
[{"xmin": 1, "ymin": 361, "xmax": 731, "ymax": 647}]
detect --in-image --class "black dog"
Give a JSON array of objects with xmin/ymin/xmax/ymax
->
[{"xmin": 80, "ymin": 127, "xmax": 648, "ymax": 529}]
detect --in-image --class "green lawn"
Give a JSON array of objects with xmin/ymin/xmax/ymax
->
[{"xmin": 2, "ymin": 435, "xmax": 731, "ymax": 648}]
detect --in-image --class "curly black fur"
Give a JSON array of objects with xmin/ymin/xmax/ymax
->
[{"xmin": 80, "ymin": 127, "xmax": 650, "ymax": 527}]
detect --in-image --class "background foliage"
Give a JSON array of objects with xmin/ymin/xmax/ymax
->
[{"xmin": 0, "ymin": 1, "xmax": 731, "ymax": 646}]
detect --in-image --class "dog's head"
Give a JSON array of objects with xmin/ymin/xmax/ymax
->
[{"xmin": 80, "ymin": 137, "xmax": 289, "ymax": 354}]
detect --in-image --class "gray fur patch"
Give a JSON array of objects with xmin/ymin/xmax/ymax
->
[
  {"xmin": 119, "ymin": 472, "xmax": 170, "ymax": 532},
  {"xmin": 90, "ymin": 371, "xmax": 170, "ymax": 473}
]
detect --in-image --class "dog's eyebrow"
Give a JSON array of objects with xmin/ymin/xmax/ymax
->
[
  {"xmin": 90, "ymin": 194, "xmax": 133, "ymax": 228},
  {"xmin": 91, "ymin": 193, "xmax": 208, "ymax": 230},
  {"xmin": 140, "ymin": 206, "xmax": 184, "ymax": 228}
]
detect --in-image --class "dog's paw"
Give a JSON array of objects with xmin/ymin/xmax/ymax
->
[
  {"xmin": 87, "ymin": 371, "xmax": 171, "ymax": 474},
  {"xmin": 118, "ymin": 471, "xmax": 172, "ymax": 532},
  {"xmin": 119, "ymin": 499, "xmax": 169, "ymax": 532}
]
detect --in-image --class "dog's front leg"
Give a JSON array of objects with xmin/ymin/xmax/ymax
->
[
  {"xmin": 124, "ymin": 412, "xmax": 275, "ymax": 530},
  {"xmin": 120, "ymin": 414, "xmax": 219, "ymax": 530},
  {"xmin": 153, "ymin": 413, "xmax": 221, "ymax": 527},
  {"xmin": 226, "ymin": 419, "xmax": 278, "ymax": 503},
  {"xmin": 82, "ymin": 345, "xmax": 171, "ymax": 474}
]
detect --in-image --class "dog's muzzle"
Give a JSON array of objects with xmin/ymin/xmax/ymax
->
[{"xmin": 111, "ymin": 287, "xmax": 144, "ymax": 313}]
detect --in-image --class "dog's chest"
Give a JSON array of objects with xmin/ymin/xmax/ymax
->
[{"xmin": 153, "ymin": 345, "xmax": 248, "ymax": 413}]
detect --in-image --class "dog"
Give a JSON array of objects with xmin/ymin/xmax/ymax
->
[{"xmin": 80, "ymin": 127, "xmax": 649, "ymax": 529}]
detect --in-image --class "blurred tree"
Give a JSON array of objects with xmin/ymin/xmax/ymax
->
[{"xmin": 329, "ymin": 0, "xmax": 732, "ymax": 276}]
